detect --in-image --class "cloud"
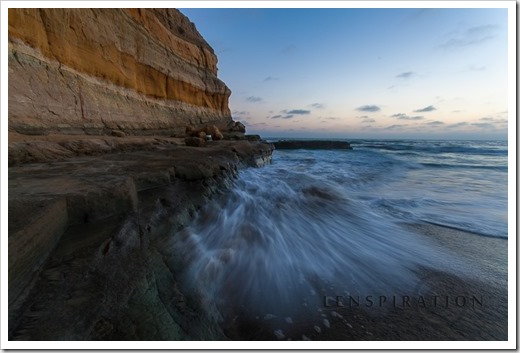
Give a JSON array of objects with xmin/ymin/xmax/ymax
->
[
  {"xmin": 248, "ymin": 122, "xmax": 268, "ymax": 127},
  {"xmin": 426, "ymin": 121, "xmax": 445, "ymax": 126},
  {"xmin": 439, "ymin": 24, "xmax": 499, "ymax": 49},
  {"xmin": 281, "ymin": 44, "xmax": 296, "ymax": 54},
  {"xmin": 468, "ymin": 65, "xmax": 486, "ymax": 72},
  {"xmin": 479, "ymin": 116, "xmax": 507, "ymax": 124},
  {"xmin": 310, "ymin": 103, "xmax": 325, "ymax": 109},
  {"xmin": 391, "ymin": 113, "xmax": 424, "ymax": 120},
  {"xmin": 246, "ymin": 96, "xmax": 263, "ymax": 103},
  {"xmin": 385, "ymin": 124, "xmax": 406, "ymax": 130},
  {"xmin": 271, "ymin": 114, "xmax": 295, "ymax": 120},
  {"xmin": 396, "ymin": 71, "xmax": 415, "ymax": 79},
  {"xmin": 282, "ymin": 109, "xmax": 311, "ymax": 115},
  {"xmin": 263, "ymin": 76, "xmax": 279, "ymax": 82},
  {"xmin": 471, "ymin": 122, "xmax": 495, "ymax": 129},
  {"xmin": 232, "ymin": 110, "xmax": 249, "ymax": 116},
  {"xmin": 356, "ymin": 105, "xmax": 381, "ymax": 112},
  {"xmin": 361, "ymin": 118, "xmax": 376, "ymax": 123},
  {"xmin": 413, "ymin": 105, "xmax": 436, "ymax": 113},
  {"xmin": 446, "ymin": 122, "xmax": 469, "ymax": 129}
]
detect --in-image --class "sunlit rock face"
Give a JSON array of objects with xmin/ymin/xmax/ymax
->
[{"xmin": 8, "ymin": 9, "xmax": 232, "ymax": 136}]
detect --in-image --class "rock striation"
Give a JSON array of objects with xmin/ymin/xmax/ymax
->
[
  {"xmin": 9, "ymin": 140, "xmax": 274, "ymax": 340},
  {"xmin": 8, "ymin": 8, "xmax": 275, "ymax": 341},
  {"xmin": 8, "ymin": 9, "xmax": 232, "ymax": 137}
]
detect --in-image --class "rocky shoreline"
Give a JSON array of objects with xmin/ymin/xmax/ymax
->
[{"xmin": 8, "ymin": 137, "xmax": 274, "ymax": 340}]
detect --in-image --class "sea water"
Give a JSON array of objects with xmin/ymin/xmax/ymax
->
[{"xmin": 171, "ymin": 139, "xmax": 507, "ymax": 330}]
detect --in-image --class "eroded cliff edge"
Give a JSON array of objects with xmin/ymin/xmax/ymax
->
[
  {"xmin": 8, "ymin": 9, "xmax": 274, "ymax": 340},
  {"xmin": 9, "ymin": 9, "xmax": 231, "ymax": 136}
]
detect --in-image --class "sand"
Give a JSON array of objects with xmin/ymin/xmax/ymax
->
[{"xmin": 222, "ymin": 222, "xmax": 508, "ymax": 341}]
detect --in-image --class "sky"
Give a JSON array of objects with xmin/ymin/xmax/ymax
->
[{"xmin": 180, "ymin": 6, "xmax": 510, "ymax": 140}]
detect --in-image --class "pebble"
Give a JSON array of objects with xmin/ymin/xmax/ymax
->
[
  {"xmin": 274, "ymin": 329, "xmax": 285, "ymax": 340},
  {"xmin": 323, "ymin": 319, "xmax": 330, "ymax": 328},
  {"xmin": 314, "ymin": 325, "xmax": 322, "ymax": 334},
  {"xmin": 331, "ymin": 311, "xmax": 343, "ymax": 319},
  {"xmin": 285, "ymin": 317, "xmax": 293, "ymax": 324}
]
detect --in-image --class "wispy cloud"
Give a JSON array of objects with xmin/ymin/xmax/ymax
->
[
  {"xmin": 396, "ymin": 71, "xmax": 415, "ymax": 79},
  {"xmin": 479, "ymin": 116, "xmax": 507, "ymax": 124},
  {"xmin": 426, "ymin": 121, "xmax": 445, "ymax": 126},
  {"xmin": 310, "ymin": 103, "xmax": 325, "ymax": 109},
  {"xmin": 271, "ymin": 114, "xmax": 295, "ymax": 120},
  {"xmin": 263, "ymin": 76, "xmax": 279, "ymax": 82},
  {"xmin": 385, "ymin": 124, "xmax": 406, "ymax": 130},
  {"xmin": 246, "ymin": 96, "xmax": 263, "ymax": 103},
  {"xmin": 446, "ymin": 122, "xmax": 469, "ymax": 129},
  {"xmin": 468, "ymin": 65, "xmax": 486, "ymax": 72},
  {"xmin": 414, "ymin": 105, "xmax": 436, "ymax": 113},
  {"xmin": 282, "ymin": 109, "xmax": 311, "ymax": 115},
  {"xmin": 361, "ymin": 118, "xmax": 376, "ymax": 123},
  {"xmin": 471, "ymin": 122, "xmax": 495, "ymax": 129},
  {"xmin": 391, "ymin": 113, "xmax": 424, "ymax": 120},
  {"xmin": 356, "ymin": 105, "xmax": 381, "ymax": 112},
  {"xmin": 281, "ymin": 44, "xmax": 296, "ymax": 54},
  {"xmin": 248, "ymin": 122, "xmax": 268, "ymax": 127},
  {"xmin": 439, "ymin": 24, "xmax": 500, "ymax": 49},
  {"xmin": 232, "ymin": 110, "xmax": 249, "ymax": 116}
]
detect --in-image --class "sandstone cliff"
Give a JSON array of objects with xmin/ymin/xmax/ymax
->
[{"xmin": 8, "ymin": 9, "xmax": 232, "ymax": 136}]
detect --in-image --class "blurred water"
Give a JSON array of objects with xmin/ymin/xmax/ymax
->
[{"xmin": 171, "ymin": 139, "xmax": 508, "ymax": 330}]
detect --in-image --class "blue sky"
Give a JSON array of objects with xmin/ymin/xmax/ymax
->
[{"xmin": 180, "ymin": 7, "xmax": 509, "ymax": 140}]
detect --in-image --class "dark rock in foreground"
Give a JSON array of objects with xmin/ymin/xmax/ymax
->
[
  {"xmin": 8, "ymin": 139, "xmax": 274, "ymax": 340},
  {"xmin": 273, "ymin": 140, "xmax": 352, "ymax": 150}
]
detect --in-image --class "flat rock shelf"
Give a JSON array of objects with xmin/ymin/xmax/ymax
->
[{"xmin": 8, "ymin": 139, "xmax": 274, "ymax": 340}]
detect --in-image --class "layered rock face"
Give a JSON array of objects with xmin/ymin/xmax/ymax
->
[{"xmin": 8, "ymin": 9, "xmax": 232, "ymax": 136}]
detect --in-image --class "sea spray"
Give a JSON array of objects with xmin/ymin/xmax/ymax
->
[
  {"xmin": 170, "ymin": 140, "xmax": 507, "ymax": 334},
  {"xmin": 173, "ymin": 161, "xmax": 450, "ymax": 323}
]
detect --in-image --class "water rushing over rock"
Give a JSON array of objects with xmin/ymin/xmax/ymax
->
[
  {"xmin": 171, "ymin": 140, "xmax": 507, "ymax": 339},
  {"xmin": 172, "ymin": 156, "xmax": 455, "ymax": 329}
]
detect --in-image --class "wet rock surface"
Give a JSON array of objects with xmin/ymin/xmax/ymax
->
[{"xmin": 8, "ymin": 139, "xmax": 274, "ymax": 340}]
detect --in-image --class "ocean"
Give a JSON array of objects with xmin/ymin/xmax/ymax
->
[{"xmin": 171, "ymin": 139, "xmax": 508, "ymax": 337}]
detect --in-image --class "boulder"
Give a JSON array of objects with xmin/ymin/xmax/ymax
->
[
  {"xmin": 223, "ymin": 132, "xmax": 246, "ymax": 140},
  {"xmin": 204, "ymin": 125, "xmax": 223, "ymax": 140},
  {"xmin": 228, "ymin": 121, "xmax": 246, "ymax": 133},
  {"xmin": 184, "ymin": 137, "xmax": 205, "ymax": 147},
  {"xmin": 185, "ymin": 125, "xmax": 198, "ymax": 137}
]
